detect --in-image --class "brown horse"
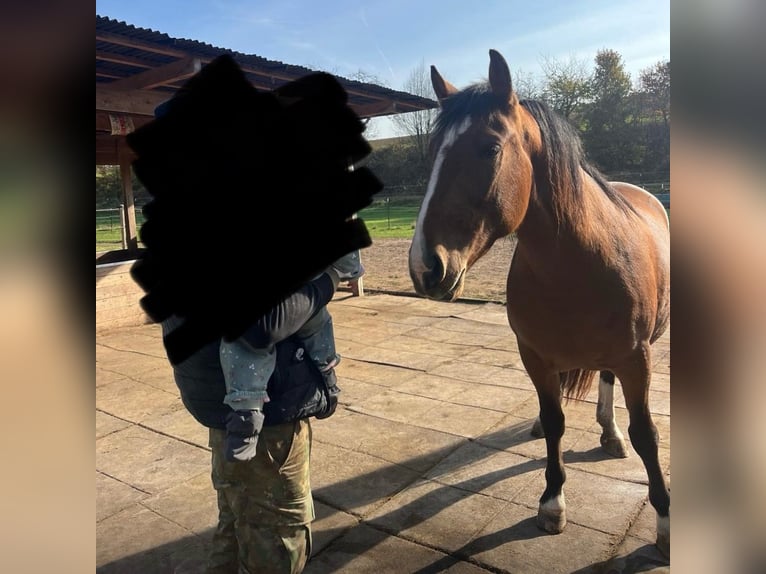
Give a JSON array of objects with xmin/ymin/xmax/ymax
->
[{"xmin": 409, "ymin": 50, "xmax": 670, "ymax": 556}]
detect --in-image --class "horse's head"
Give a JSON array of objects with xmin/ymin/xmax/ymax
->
[{"xmin": 409, "ymin": 49, "xmax": 540, "ymax": 301}]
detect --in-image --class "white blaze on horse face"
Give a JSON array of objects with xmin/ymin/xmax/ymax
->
[{"xmin": 410, "ymin": 117, "xmax": 472, "ymax": 276}]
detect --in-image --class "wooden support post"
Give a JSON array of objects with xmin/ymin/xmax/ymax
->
[
  {"xmin": 347, "ymin": 159, "xmax": 364, "ymax": 297},
  {"xmin": 349, "ymin": 248, "xmax": 364, "ymax": 297},
  {"xmin": 119, "ymin": 139, "xmax": 138, "ymax": 250}
]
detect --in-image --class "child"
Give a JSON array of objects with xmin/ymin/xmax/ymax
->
[{"xmin": 220, "ymin": 250, "xmax": 363, "ymax": 462}]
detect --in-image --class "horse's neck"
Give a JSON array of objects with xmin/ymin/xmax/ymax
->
[{"xmin": 516, "ymin": 168, "xmax": 632, "ymax": 268}]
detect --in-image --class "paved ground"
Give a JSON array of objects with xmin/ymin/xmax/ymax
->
[{"xmin": 96, "ymin": 291, "xmax": 670, "ymax": 573}]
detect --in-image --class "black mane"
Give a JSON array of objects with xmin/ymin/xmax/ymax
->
[{"xmin": 519, "ymin": 99, "xmax": 633, "ymax": 214}]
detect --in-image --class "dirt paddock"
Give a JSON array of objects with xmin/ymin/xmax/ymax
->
[{"xmin": 357, "ymin": 236, "xmax": 517, "ymax": 303}]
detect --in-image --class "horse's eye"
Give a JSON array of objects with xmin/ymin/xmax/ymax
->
[{"xmin": 481, "ymin": 142, "xmax": 502, "ymax": 158}]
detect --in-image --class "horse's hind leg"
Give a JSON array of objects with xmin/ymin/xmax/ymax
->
[
  {"xmin": 596, "ymin": 371, "xmax": 629, "ymax": 458},
  {"xmin": 531, "ymin": 370, "xmax": 628, "ymax": 459},
  {"xmin": 519, "ymin": 343, "xmax": 567, "ymax": 534},
  {"xmin": 613, "ymin": 344, "xmax": 670, "ymax": 558}
]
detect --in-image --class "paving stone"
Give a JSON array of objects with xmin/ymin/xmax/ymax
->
[
  {"xmin": 429, "ymin": 360, "xmax": 533, "ymax": 390},
  {"xmin": 95, "ymin": 367, "xmax": 130, "ymax": 388},
  {"xmin": 305, "ymin": 523, "xmax": 468, "ymax": 573},
  {"xmin": 415, "ymin": 401, "xmax": 509, "ymax": 438},
  {"xmin": 650, "ymin": 372, "xmax": 670, "ymax": 392},
  {"xmin": 96, "ymin": 471, "xmax": 148, "ymax": 522},
  {"xmin": 611, "ymin": 409, "xmax": 671, "ymax": 449},
  {"xmin": 598, "ymin": 535, "xmax": 670, "ymax": 574},
  {"xmin": 336, "ymin": 316, "xmax": 421, "ymax": 340},
  {"xmin": 351, "ymin": 345, "xmax": 453, "ymax": 372},
  {"xmin": 132, "ymin": 364, "xmax": 180, "ymax": 394},
  {"xmin": 625, "ymin": 499, "xmax": 658, "ymax": 544},
  {"xmin": 460, "ymin": 347, "xmax": 525, "ymax": 370},
  {"xmin": 349, "ymin": 388, "xmax": 441, "ymax": 424},
  {"xmin": 96, "ymin": 377, "xmax": 180, "ymax": 423},
  {"xmin": 95, "ymin": 347, "xmax": 168, "ymax": 378},
  {"xmin": 311, "ymin": 501, "xmax": 359, "ymax": 556},
  {"xmin": 372, "ymin": 333, "xmax": 472, "ymax": 359},
  {"xmin": 311, "ymin": 441, "xmax": 421, "ymax": 517},
  {"xmin": 311, "ymin": 410, "xmax": 464, "ymax": 473},
  {"xmin": 483, "ymin": 336, "xmax": 523, "ymax": 352},
  {"xmin": 513, "ymin": 466, "xmax": 648, "ymax": 535},
  {"xmin": 366, "ymin": 479, "xmax": 509, "ymax": 553},
  {"xmin": 142, "ymin": 405, "xmax": 211, "ymax": 449},
  {"xmin": 507, "ymin": 395, "xmax": 543, "ymax": 420},
  {"xmin": 568, "ymin": 430, "xmax": 671, "ymax": 483},
  {"xmin": 451, "ymin": 303, "xmax": 508, "ymax": 325},
  {"xmin": 414, "ymin": 325, "xmax": 510, "ymax": 347},
  {"xmin": 430, "ymin": 316, "xmax": 511, "ymax": 337},
  {"xmin": 443, "ymin": 381, "xmax": 536, "ymax": 415},
  {"xmin": 462, "ymin": 501, "xmax": 616, "ymax": 574},
  {"xmin": 372, "ymin": 310, "xmax": 446, "ymax": 328},
  {"xmin": 425, "ymin": 441, "xmax": 544, "ymax": 502},
  {"xmin": 561, "ymin": 398, "xmax": 604, "ymax": 431},
  {"xmin": 97, "ymin": 503, "xmax": 193, "ymax": 569},
  {"xmin": 476, "ymin": 414, "xmax": 588, "ymax": 460},
  {"xmin": 334, "ymin": 339, "xmax": 375, "ymax": 359},
  {"xmin": 141, "ymin": 471, "xmax": 217, "ymax": 535},
  {"xmin": 96, "ymin": 410, "xmax": 131, "ymax": 439},
  {"xmin": 336, "ymin": 357, "xmax": 418, "ymax": 388},
  {"xmin": 97, "ymin": 425, "xmax": 209, "ymax": 495}
]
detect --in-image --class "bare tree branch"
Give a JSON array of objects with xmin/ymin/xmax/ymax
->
[{"xmin": 391, "ymin": 60, "xmax": 438, "ymax": 161}]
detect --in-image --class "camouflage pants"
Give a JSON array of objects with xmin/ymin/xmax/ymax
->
[{"xmin": 207, "ymin": 419, "xmax": 314, "ymax": 574}]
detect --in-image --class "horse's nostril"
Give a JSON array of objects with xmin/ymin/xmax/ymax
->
[{"xmin": 422, "ymin": 256, "xmax": 445, "ymax": 292}]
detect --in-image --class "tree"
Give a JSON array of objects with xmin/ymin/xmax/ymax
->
[
  {"xmin": 362, "ymin": 141, "xmax": 430, "ymax": 197},
  {"xmin": 635, "ymin": 60, "xmax": 671, "ymax": 173},
  {"xmin": 391, "ymin": 60, "xmax": 438, "ymax": 163},
  {"xmin": 512, "ymin": 68, "xmax": 542, "ymax": 101},
  {"xmin": 583, "ymin": 49, "xmax": 638, "ymax": 172},
  {"xmin": 95, "ymin": 166, "xmax": 121, "ymax": 207},
  {"xmin": 639, "ymin": 60, "xmax": 670, "ymax": 127},
  {"xmin": 347, "ymin": 69, "xmax": 389, "ymax": 140},
  {"xmin": 539, "ymin": 55, "xmax": 589, "ymax": 122}
]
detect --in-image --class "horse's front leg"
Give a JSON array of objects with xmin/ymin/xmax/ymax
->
[
  {"xmin": 613, "ymin": 344, "xmax": 670, "ymax": 558},
  {"xmin": 519, "ymin": 343, "xmax": 567, "ymax": 534}
]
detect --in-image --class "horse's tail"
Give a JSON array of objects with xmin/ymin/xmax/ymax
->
[{"xmin": 560, "ymin": 369, "xmax": 598, "ymax": 402}]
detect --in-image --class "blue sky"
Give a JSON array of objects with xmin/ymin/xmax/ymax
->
[{"xmin": 96, "ymin": 0, "xmax": 670, "ymax": 138}]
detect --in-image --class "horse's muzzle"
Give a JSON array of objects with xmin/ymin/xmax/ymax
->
[{"xmin": 412, "ymin": 262, "xmax": 465, "ymax": 301}]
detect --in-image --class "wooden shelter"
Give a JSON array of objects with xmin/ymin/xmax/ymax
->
[{"xmin": 96, "ymin": 15, "xmax": 437, "ymax": 250}]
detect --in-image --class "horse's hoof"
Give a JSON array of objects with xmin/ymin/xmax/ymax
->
[
  {"xmin": 537, "ymin": 508, "xmax": 566, "ymax": 533},
  {"xmin": 656, "ymin": 534, "xmax": 670, "ymax": 559},
  {"xmin": 531, "ymin": 418, "xmax": 545, "ymax": 438},
  {"xmin": 600, "ymin": 435, "xmax": 629, "ymax": 458},
  {"xmin": 656, "ymin": 515, "xmax": 670, "ymax": 558},
  {"xmin": 537, "ymin": 496, "xmax": 566, "ymax": 534}
]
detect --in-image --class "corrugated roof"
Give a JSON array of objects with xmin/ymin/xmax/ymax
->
[{"xmin": 96, "ymin": 15, "xmax": 437, "ymax": 116}]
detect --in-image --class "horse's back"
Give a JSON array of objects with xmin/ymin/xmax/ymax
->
[{"xmin": 609, "ymin": 181, "xmax": 669, "ymax": 232}]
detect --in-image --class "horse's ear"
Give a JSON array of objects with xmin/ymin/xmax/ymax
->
[
  {"xmin": 488, "ymin": 49, "xmax": 513, "ymax": 104},
  {"xmin": 431, "ymin": 65, "xmax": 458, "ymax": 103}
]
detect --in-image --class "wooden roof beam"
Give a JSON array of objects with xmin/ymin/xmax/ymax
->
[
  {"xmin": 107, "ymin": 57, "xmax": 202, "ymax": 91},
  {"xmin": 96, "ymin": 49, "xmax": 154, "ymax": 69},
  {"xmin": 96, "ymin": 87, "xmax": 171, "ymax": 115}
]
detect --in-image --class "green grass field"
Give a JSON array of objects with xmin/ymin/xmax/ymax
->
[{"xmin": 357, "ymin": 202, "xmax": 419, "ymax": 239}]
